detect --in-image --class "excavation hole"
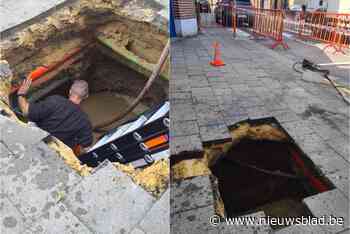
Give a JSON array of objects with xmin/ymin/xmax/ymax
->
[
  {"xmin": 10, "ymin": 46, "xmax": 168, "ymax": 144},
  {"xmin": 210, "ymin": 119, "xmax": 334, "ymax": 229}
]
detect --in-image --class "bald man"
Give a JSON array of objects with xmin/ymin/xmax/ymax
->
[{"xmin": 18, "ymin": 78, "xmax": 93, "ymax": 152}]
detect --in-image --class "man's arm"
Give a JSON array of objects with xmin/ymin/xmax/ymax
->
[{"xmin": 17, "ymin": 78, "xmax": 32, "ymax": 117}]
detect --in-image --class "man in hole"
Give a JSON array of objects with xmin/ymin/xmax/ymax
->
[{"xmin": 18, "ymin": 78, "xmax": 93, "ymax": 155}]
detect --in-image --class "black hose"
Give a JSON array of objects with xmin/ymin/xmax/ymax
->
[{"xmin": 301, "ymin": 59, "xmax": 350, "ymax": 105}]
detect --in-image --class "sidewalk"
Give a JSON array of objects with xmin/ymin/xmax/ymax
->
[{"xmin": 170, "ymin": 27, "xmax": 349, "ymax": 233}]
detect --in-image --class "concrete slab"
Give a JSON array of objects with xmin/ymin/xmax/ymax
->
[
  {"xmin": 0, "ymin": 194, "xmax": 27, "ymax": 234},
  {"xmin": 171, "ymin": 120, "xmax": 200, "ymax": 137},
  {"xmin": 170, "ymin": 135, "xmax": 203, "ymax": 157},
  {"xmin": 0, "ymin": 0, "xmax": 67, "ymax": 32},
  {"xmin": 327, "ymin": 169, "xmax": 349, "ymax": 199},
  {"xmin": 0, "ymin": 142, "xmax": 81, "ymax": 220},
  {"xmin": 27, "ymin": 202, "xmax": 92, "ymax": 234},
  {"xmin": 307, "ymin": 149, "xmax": 350, "ymax": 175},
  {"xmin": 171, "ymin": 176, "xmax": 214, "ymax": 214},
  {"xmin": 199, "ymin": 124, "xmax": 231, "ymax": 145},
  {"xmin": 303, "ymin": 189, "xmax": 349, "ymax": 233},
  {"xmin": 64, "ymin": 161, "xmax": 156, "ymax": 234},
  {"xmin": 0, "ymin": 116, "xmax": 49, "ymax": 153},
  {"xmin": 171, "ymin": 205, "xmax": 218, "ymax": 234},
  {"xmin": 139, "ymin": 189, "xmax": 170, "ymax": 234}
]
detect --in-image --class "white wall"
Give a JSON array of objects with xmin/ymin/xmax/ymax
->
[
  {"xmin": 339, "ymin": 0, "xmax": 350, "ymax": 13},
  {"xmin": 306, "ymin": 0, "xmax": 350, "ymax": 13}
]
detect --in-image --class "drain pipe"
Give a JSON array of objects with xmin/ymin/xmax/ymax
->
[{"xmin": 93, "ymin": 40, "xmax": 170, "ymax": 132}]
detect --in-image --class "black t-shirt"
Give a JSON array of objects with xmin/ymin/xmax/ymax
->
[{"xmin": 28, "ymin": 95, "xmax": 93, "ymax": 148}]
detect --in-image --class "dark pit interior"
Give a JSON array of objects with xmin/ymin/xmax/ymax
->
[
  {"xmin": 10, "ymin": 46, "xmax": 168, "ymax": 143},
  {"xmin": 210, "ymin": 119, "xmax": 334, "ymax": 229}
]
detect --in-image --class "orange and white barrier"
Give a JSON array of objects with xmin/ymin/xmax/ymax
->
[
  {"xmin": 284, "ymin": 11, "xmax": 350, "ymax": 54},
  {"xmin": 232, "ymin": 7, "xmax": 288, "ymax": 49}
]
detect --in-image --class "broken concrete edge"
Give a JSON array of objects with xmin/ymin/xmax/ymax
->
[
  {"xmin": 113, "ymin": 159, "xmax": 170, "ymax": 199},
  {"xmin": 97, "ymin": 37, "xmax": 169, "ymax": 80},
  {"xmin": 170, "ymin": 118, "xmax": 292, "ymax": 180}
]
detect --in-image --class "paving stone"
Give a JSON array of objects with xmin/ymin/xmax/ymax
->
[
  {"xmin": 169, "ymin": 91, "xmax": 192, "ymax": 104},
  {"xmin": 27, "ymin": 202, "xmax": 92, "ymax": 234},
  {"xmin": 326, "ymin": 137, "xmax": 350, "ymax": 162},
  {"xmin": 307, "ymin": 149, "xmax": 350, "ymax": 175},
  {"xmin": 219, "ymin": 104, "xmax": 247, "ymax": 117},
  {"xmin": 192, "ymin": 87, "xmax": 215, "ymax": 98},
  {"xmin": 271, "ymin": 109, "xmax": 300, "ymax": 123},
  {"xmin": 274, "ymin": 223, "xmax": 328, "ymax": 234},
  {"xmin": 171, "ymin": 120, "xmax": 200, "ymax": 137},
  {"xmin": 281, "ymin": 120, "xmax": 315, "ymax": 140},
  {"xmin": 0, "ymin": 194, "xmax": 27, "ymax": 234},
  {"xmin": 195, "ymin": 104, "xmax": 224, "ymax": 127},
  {"xmin": 130, "ymin": 228, "xmax": 146, "ymax": 234},
  {"xmin": 171, "ymin": 176, "xmax": 214, "ymax": 214},
  {"xmin": 237, "ymin": 96, "xmax": 264, "ymax": 108},
  {"xmin": 64, "ymin": 161, "xmax": 156, "ymax": 234},
  {"xmin": 0, "ymin": 116, "xmax": 49, "ymax": 153},
  {"xmin": 215, "ymin": 95, "xmax": 239, "ymax": 105},
  {"xmin": 219, "ymin": 211, "xmax": 272, "ymax": 234},
  {"xmin": 246, "ymin": 106, "xmax": 271, "ymax": 119},
  {"xmin": 206, "ymin": 71, "xmax": 224, "ymax": 78},
  {"xmin": 189, "ymin": 75, "xmax": 210, "ymax": 88},
  {"xmin": 0, "ymin": 142, "xmax": 14, "ymax": 170},
  {"xmin": 308, "ymin": 116, "xmax": 348, "ymax": 141},
  {"xmin": 199, "ymin": 124, "xmax": 232, "ymax": 145},
  {"xmin": 223, "ymin": 115, "xmax": 249, "ymax": 127},
  {"xmin": 212, "ymin": 88, "xmax": 233, "ymax": 97},
  {"xmin": 295, "ymin": 133, "xmax": 330, "ymax": 155},
  {"xmin": 171, "ymin": 205, "xmax": 218, "ymax": 234},
  {"xmin": 171, "ymin": 103, "xmax": 197, "ymax": 122},
  {"xmin": 0, "ymin": 142, "xmax": 81, "ymax": 220},
  {"xmin": 170, "ymin": 80, "xmax": 191, "ymax": 92},
  {"xmin": 170, "ymin": 135, "xmax": 203, "ymax": 156},
  {"xmin": 327, "ymin": 169, "xmax": 349, "ymax": 199},
  {"xmin": 303, "ymin": 189, "xmax": 349, "ymax": 233},
  {"xmin": 140, "ymin": 189, "xmax": 170, "ymax": 234}
]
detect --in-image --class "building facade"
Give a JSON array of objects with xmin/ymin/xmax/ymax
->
[
  {"xmin": 251, "ymin": 0, "xmax": 288, "ymax": 9},
  {"xmin": 172, "ymin": 0, "xmax": 198, "ymax": 37}
]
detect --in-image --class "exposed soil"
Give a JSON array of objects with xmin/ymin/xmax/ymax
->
[{"xmin": 210, "ymin": 139, "xmax": 311, "ymax": 218}]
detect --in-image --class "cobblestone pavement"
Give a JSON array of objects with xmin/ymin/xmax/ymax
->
[{"xmin": 170, "ymin": 27, "xmax": 349, "ymax": 233}]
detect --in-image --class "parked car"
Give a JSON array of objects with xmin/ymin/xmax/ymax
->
[{"xmin": 214, "ymin": 0, "xmax": 253, "ymax": 27}]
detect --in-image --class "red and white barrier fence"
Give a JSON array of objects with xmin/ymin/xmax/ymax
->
[{"xmin": 284, "ymin": 11, "xmax": 350, "ymax": 54}]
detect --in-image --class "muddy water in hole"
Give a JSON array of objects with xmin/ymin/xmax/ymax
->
[{"xmin": 81, "ymin": 91, "xmax": 148, "ymax": 142}]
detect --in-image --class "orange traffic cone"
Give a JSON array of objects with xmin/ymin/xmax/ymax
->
[{"xmin": 210, "ymin": 42, "xmax": 225, "ymax": 67}]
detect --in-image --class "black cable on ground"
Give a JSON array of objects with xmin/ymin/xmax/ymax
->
[
  {"xmin": 301, "ymin": 59, "xmax": 350, "ymax": 105},
  {"xmin": 223, "ymin": 157, "xmax": 306, "ymax": 180}
]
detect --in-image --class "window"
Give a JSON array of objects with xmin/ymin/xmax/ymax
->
[{"xmin": 319, "ymin": 0, "xmax": 323, "ymax": 6}]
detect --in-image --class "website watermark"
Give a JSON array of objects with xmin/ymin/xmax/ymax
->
[{"xmin": 209, "ymin": 215, "xmax": 344, "ymax": 227}]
